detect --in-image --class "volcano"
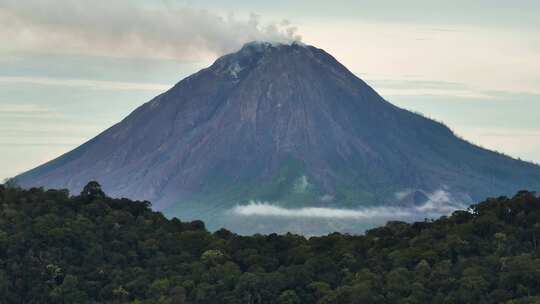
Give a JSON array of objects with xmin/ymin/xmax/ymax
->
[{"xmin": 17, "ymin": 41, "xmax": 540, "ymax": 234}]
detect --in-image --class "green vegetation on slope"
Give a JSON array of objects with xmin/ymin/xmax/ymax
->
[{"xmin": 1, "ymin": 182, "xmax": 540, "ymax": 303}]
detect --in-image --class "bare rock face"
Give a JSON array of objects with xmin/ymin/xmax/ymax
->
[{"xmin": 17, "ymin": 42, "xmax": 540, "ymax": 234}]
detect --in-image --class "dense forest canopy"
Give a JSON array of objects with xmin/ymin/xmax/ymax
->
[{"xmin": 1, "ymin": 181, "xmax": 540, "ymax": 303}]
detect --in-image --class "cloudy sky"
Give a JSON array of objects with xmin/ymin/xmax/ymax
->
[{"xmin": 1, "ymin": 0, "xmax": 540, "ymax": 180}]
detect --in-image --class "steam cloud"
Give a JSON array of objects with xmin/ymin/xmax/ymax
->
[
  {"xmin": 231, "ymin": 189, "xmax": 467, "ymax": 220},
  {"xmin": 0, "ymin": 0, "xmax": 302, "ymax": 59}
]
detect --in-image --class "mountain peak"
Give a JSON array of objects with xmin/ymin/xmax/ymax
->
[
  {"xmin": 211, "ymin": 40, "xmax": 312, "ymax": 79},
  {"xmin": 240, "ymin": 40, "xmax": 307, "ymax": 51}
]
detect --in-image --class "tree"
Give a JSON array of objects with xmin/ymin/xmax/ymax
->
[
  {"xmin": 49, "ymin": 275, "xmax": 88, "ymax": 303},
  {"xmin": 277, "ymin": 290, "xmax": 301, "ymax": 304},
  {"xmin": 201, "ymin": 249, "xmax": 227, "ymax": 266},
  {"xmin": 81, "ymin": 181, "xmax": 105, "ymax": 200},
  {"xmin": 170, "ymin": 286, "xmax": 187, "ymax": 304},
  {"xmin": 2, "ymin": 185, "xmax": 540, "ymax": 303}
]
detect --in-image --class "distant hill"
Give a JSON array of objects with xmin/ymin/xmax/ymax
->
[
  {"xmin": 16, "ymin": 41, "xmax": 540, "ymax": 233},
  {"xmin": 2, "ymin": 182, "xmax": 540, "ymax": 303}
]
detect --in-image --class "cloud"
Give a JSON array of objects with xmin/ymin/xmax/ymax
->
[
  {"xmin": 367, "ymin": 79, "xmax": 495, "ymax": 99},
  {"xmin": 0, "ymin": 103, "xmax": 50, "ymax": 113},
  {"xmin": 232, "ymin": 203, "xmax": 412, "ymax": 219},
  {"xmin": 0, "ymin": 76, "xmax": 170, "ymax": 91},
  {"xmin": 367, "ymin": 79, "xmax": 540, "ymax": 101},
  {"xmin": 416, "ymin": 189, "xmax": 461, "ymax": 214},
  {"xmin": 0, "ymin": 103, "xmax": 63, "ymax": 119},
  {"xmin": 231, "ymin": 189, "xmax": 467, "ymax": 220},
  {"xmin": 0, "ymin": 0, "xmax": 301, "ymax": 60}
]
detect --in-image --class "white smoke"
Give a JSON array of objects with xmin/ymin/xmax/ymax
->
[
  {"xmin": 0, "ymin": 0, "xmax": 302, "ymax": 60},
  {"xmin": 231, "ymin": 189, "xmax": 467, "ymax": 220}
]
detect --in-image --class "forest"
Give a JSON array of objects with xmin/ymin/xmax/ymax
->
[{"xmin": 1, "ymin": 181, "xmax": 540, "ymax": 303}]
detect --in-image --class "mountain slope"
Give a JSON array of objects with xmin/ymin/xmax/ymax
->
[{"xmin": 17, "ymin": 41, "xmax": 540, "ymax": 233}]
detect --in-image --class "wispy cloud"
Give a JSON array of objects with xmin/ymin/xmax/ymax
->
[
  {"xmin": 231, "ymin": 189, "xmax": 467, "ymax": 220},
  {"xmin": 0, "ymin": 76, "xmax": 170, "ymax": 91},
  {"xmin": 367, "ymin": 79, "xmax": 495, "ymax": 99},
  {"xmin": 365, "ymin": 78, "xmax": 540, "ymax": 100},
  {"xmin": 0, "ymin": 103, "xmax": 63, "ymax": 119},
  {"xmin": 232, "ymin": 203, "xmax": 411, "ymax": 219},
  {"xmin": 379, "ymin": 88, "xmax": 493, "ymax": 99},
  {"xmin": 0, "ymin": 103, "xmax": 51, "ymax": 113},
  {"xmin": 0, "ymin": 105, "xmax": 103, "ymax": 148},
  {"xmin": 0, "ymin": 142, "xmax": 78, "ymax": 147},
  {"xmin": 0, "ymin": 0, "xmax": 301, "ymax": 60}
]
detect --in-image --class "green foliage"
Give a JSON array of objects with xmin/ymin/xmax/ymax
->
[
  {"xmin": 1, "ymin": 183, "xmax": 540, "ymax": 303},
  {"xmin": 81, "ymin": 180, "xmax": 105, "ymax": 200}
]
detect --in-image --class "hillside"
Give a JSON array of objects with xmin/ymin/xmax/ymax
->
[{"xmin": 1, "ymin": 182, "xmax": 540, "ymax": 303}]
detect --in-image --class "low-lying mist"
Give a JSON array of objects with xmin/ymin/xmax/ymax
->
[{"xmin": 230, "ymin": 189, "xmax": 467, "ymax": 222}]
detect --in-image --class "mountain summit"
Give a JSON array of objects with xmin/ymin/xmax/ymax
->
[{"xmin": 17, "ymin": 41, "xmax": 540, "ymax": 233}]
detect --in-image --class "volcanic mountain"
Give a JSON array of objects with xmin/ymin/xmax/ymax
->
[{"xmin": 17, "ymin": 41, "xmax": 540, "ymax": 233}]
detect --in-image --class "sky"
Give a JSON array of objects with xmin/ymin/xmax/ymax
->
[{"xmin": 1, "ymin": 0, "xmax": 540, "ymax": 181}]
